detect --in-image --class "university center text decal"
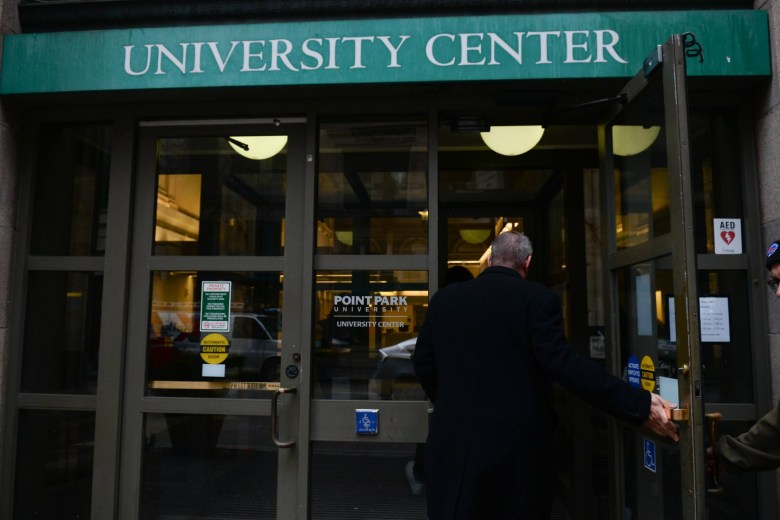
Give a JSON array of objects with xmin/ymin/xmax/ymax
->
[{"xmin": 333, "ymin": 295, "xmax": 409, "ymax": 329}]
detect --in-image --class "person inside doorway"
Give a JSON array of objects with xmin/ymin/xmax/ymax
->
[
  {"xmin": 413, "ymin": 231, "xmax": 679, "ymax": 520},
  {"xmin": 405, "ymin": 265, "xmax": 474, "ymax": 496},
  {"xmin": 708, "ymin": 238, "xmax": 780, "ymax": 475}
]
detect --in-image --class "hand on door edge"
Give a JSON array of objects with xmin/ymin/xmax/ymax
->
[{"xmin": 642, "ymin": 393, "xmax": 680, "ymax": 442}]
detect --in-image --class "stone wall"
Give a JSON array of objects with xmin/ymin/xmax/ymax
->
[
  {"xmin": 756, "ymin": 0, "xmax": 780, "ymax": 411},
  {"xmin": 755, "ymin": 0, "xmax": 780, "ymax": 509}
]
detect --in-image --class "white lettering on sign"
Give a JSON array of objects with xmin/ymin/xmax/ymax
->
[
  {"xmin": 124, "ymin": 35, "xmax": 412, "ymax": 75},
  {"xmin": 334, "ymin": 295, "xmax": 408, "ymax": 306},
  {"xmin": 203, "ymin": 283, "xmax": 230, "ymax": 292},
  {"xmin": 425, "ymin": 29, "xmax": 625, "ymax": 67},
  {"xmin": 123, "ymin": 29, "xmax": 626, "ymax": 76},
  {"xmin": 331, "ymin": 295, "xmax": 411, "ymax": 329},
  {"xmin": 487, "ymin": 32, "xmax": 523, "ymax": 65},
  {"xmin": 377, "ymin": 35, "xmax": 409, "ymax": 67},
  {"xmin": 336, "ymin": 321, "xmax": 408, "ymax": 327}
]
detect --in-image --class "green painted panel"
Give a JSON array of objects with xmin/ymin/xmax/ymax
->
[{"xmin": 0, "ymin": 10, "xmax": 769, "ymax": 94}]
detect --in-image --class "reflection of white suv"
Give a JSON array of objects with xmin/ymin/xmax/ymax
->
[
  {"xmin": 378, "ymin": 337, "xmax": 416, "ymax": 360},
  {"xmin": 374, "ymin": 337, "xmax": 417, "ymax": 380},
  {"xmin": 228, "ymin": 313, "xmax": 281, "ymax": 379},
  {"xmin": 172, "ymin": 312, "xmax": 281, "ymax": 380}
]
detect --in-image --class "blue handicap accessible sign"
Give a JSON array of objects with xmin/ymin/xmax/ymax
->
[
  {"xmin": 356, "ymin": 409, "xmax": 379, "ymax": 435},
  {"xmin": 644, "ymin": 438, "xmax": 657, "ymax": 473}
]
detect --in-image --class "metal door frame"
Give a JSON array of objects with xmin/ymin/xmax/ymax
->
[
  {"xmin": 306, "ymin": 115, "xmax": 434, "ymax": 438},
  {"xmin": 117, "ymin": 118, "xmax": 309, "ymax": 519},
  {"xmin": 598, "ymin": 32, "xmax": 777, "ymax": 518},
  {"xmin": 3, "ymin": 72, "xmax": 772, "ymax": 519},
  {"xmin": 600, "ymin": 35, "xmax": 704, "ymax": 517}
]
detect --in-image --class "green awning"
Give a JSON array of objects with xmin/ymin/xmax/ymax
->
[{"xmin": 0, "ymin": 10, "xmax": 769, "ymax": 94}]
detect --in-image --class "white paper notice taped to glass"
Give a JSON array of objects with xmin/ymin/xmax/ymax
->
[
  {"xmin": 669, "ymin": 296, "xmax": 730, "ymax": 343},
  {"xmin": 202, "ymin": 364, "xmax": 226, "ymax": 377},
  {"xmin": 636, "ymin": 274, "xmax": 653, "ymax": 337}
]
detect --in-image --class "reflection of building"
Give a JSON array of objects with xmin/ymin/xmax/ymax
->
[{"xmin": 1, "ymin": 2, "xmax": 779, "ymax": 518}]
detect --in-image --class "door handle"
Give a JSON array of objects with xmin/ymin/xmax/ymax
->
[
  {"xmin": 667, "ymin": 367, "xmax": 692, "ymax": 423},
  {"xmin": 706, "ymin": 412, "xmax": 725, "ymax": 495},
  {"xmin": 668, "ymin": 408, "xmax": 689, "ymax": 422},
  {"xmin": 271, "ymin": 386, "xmax": 297, "ymax": 448}
]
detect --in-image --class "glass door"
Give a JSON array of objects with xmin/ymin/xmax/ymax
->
[
  {"xmin": 602, "ymin": 35, "xmax": 704, "ymax": 518},
  {"xmin": 119, "ymin": 120, "xmax": 307, "ymax": 519},
  {"xmin": 307, "ymin": 119, "xmax": 431, "ymax": 520}
]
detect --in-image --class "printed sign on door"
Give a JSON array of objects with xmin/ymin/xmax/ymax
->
[{"xmin": 714, "ymin": 218, "xmax": 742, "ymax": 254}]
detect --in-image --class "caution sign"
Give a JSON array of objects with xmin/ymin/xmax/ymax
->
[
  {"xmin": 640, "ymin": 355, "xmax": 656, "ymax": 392},
  {"xmin": 200, "ymin": 333, "xmax": 229, "ymax": 364}
]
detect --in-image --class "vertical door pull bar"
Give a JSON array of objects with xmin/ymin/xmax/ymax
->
[{"xmin": 272, "ymin": 386, "xmax": 297, "ymax": 448}]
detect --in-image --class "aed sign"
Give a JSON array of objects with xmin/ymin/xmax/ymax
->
[
  {"xmin": 200, "ymin": 282, "xmax": 231, "ymax": 332},
  {"xmin": 640, "ymin": 355, "xmax": 656, "ymax": 392},
  {"xmin": 714, "ymin": 218, "xmax": 742, "ymax": 254}
]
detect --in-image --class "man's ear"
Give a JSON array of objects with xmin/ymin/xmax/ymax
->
[
  {"xmin": 488, "ymin": 255, "xmax": 493, "ymax": 267},
  {"xmin": 523, "ymin": 255, "xmax": 532, "ymax": 273}
]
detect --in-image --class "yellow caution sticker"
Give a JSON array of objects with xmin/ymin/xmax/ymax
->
[
  {"xmin": 640, "ymin": 355, "xmax": 656, "ymax": 392},
  {"xmin": 200, "ymin": 333, "xmax": 229, "ymax": 364}
]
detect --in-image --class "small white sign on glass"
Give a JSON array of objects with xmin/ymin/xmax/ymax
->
[
  {"xmin": 636, "ymin": 274, "xmax": 653, "ymax": 337},
  {"xmin": 714, "ymin": 218, "xmax": 742, "ymax": 254},
  {"xmin": 699, "ymin": 296, "xmax": 731, "ymax": 342},
  {"xmin": 668, "ymin": 296, "xmax": 730, "ymax": 343}
]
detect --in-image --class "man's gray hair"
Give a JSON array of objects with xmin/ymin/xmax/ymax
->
[{"xmin": 490, "ymin": 231, "xmax": 533, "ymax": 270}]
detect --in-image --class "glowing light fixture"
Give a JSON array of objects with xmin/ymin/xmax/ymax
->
[
  {"xmin": 228, "ymin": 135, "xmax": 288, "ymax": 160},
  {"xmin": 459, "ymin": 229, "xmax": 492, "ymax": 244},
  {"xmin": 612, "ymin": 126, "xmax": 661, "ymax": 157},
  {"xmin": 335, "ymin": 231, "xmax": 354, "ymax": 246},
  {"xmin": 480, "ymin": 126, "xmax": 545, "ymax": 156}
]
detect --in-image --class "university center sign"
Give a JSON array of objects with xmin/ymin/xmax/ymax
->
[
  {"xmin": 332, "ymin": 295, "xmax": 410, "ymax": 329},
  {"xmin": 121, "ymin": 29, "xmax": 628, "ymax": 77},
  {"xmin": 0, "ymin": 10, "xmax": 769, "ymax": 94}
]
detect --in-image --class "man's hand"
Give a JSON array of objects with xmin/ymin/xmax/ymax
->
[{"xmin": 642, "ymin": 393, "xmax": 679, "ymax": 442}]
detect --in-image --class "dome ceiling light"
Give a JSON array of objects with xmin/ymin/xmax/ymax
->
[
  {"xmin": 228, "ymin": 135, "xmax": 288, "ymax": 160},
  {"xmin": 612, "ymin": 126, "xmax": 661, "ymax": 157},
  {"xmin": 480, "ymin": 125, "xmax": 545, "ymax": 156}
]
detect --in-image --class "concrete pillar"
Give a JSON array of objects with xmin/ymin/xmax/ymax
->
[{"xmin": 755, "ymin": 0, "xmax": 780, "ymax": 509}]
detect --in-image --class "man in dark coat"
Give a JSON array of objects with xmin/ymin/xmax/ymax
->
[{"xmin": 413, "ymin": 231, "xmax": 679, "ymax": 520}]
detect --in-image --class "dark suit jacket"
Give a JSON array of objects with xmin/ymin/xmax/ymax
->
[{"xmin": 413, "ymin": 266, "xmax": 650, "ymax": 520}]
